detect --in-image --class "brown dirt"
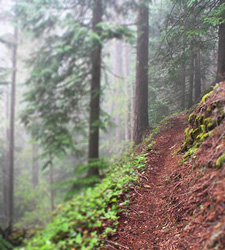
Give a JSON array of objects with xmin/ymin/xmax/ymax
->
[{"xmin": 105, "ymin": 112, "xmax": 225, "ymax": 249}]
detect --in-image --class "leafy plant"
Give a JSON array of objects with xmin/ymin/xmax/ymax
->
[
  {"xmin": 0, "ymin": 236, "xmax": 13, "ymax": 250},
  {"xmin": 16, "ymin": 141, "xmax": 151, "ymax": 250}
]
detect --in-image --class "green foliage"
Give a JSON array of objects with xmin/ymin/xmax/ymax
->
[
  {"xmin": 0, "ymin": 236, "xmax": 13, "ymax": 250},
  {"xmin": 17, "ymin": 149, "xmax": 148, "ymax": 250},
  {"xmin": 149, "ymin": 0, "xmax": 218, "ymax": 113},
  {"xmin": 148, "ymin": 87, "xmax": 170, "ymax": 127},
  {"xmin": 18, "ymin": 0, "xmax": 134, "ymax": 165},
  {"xmin": 14, "ymin": 173, "xmax": 52, "ymax": 227}
]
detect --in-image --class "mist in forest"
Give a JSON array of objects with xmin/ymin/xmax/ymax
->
[{"xmin": 0, "ymin": 0, "xmax": 223, "ymax": 245}]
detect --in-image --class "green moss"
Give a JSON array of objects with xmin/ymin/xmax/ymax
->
[
  {"xmin": 196, "ymin": 132, "xmax": 209, "ymax": 142},
  {"xmin": 201, "ymin": 84, "xmax": 219, "ymax": 103},
  {"xmin": 182, "ymin": 83, "xmax": 225, "ymax": 164},
  {"xmin": 204, "ymin": 117, "xmax": 217, "ymax": 131},
  {"xmin": 188, "ymin": 113, "xmax": 197, "ymax": 124},
  {"xmin": 182, "ymin": 113, "xmax": 212, "ymax": 159},
  {"xmin": 201, "ymin": 90, "xmax": 214, "ymax": 103},
  {"xmin": 216, "ymin": 152, "xmax": 225, "ymax": 168}
]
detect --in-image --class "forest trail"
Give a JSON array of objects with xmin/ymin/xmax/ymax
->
[{"xmin": 111, "ymin": 114, "xmax": 188, "ymax": 249}]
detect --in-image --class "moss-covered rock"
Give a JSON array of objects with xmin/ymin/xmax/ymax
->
[{"xmin": 182, "ymin": 82, "xmax": 225, "ymax": 161}]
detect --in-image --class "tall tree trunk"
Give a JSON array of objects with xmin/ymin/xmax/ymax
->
[
  {"xmin": 124, "ymin": 42, "xmax": 132, "ymax": 142},
  {"xmin": 216, "ymin": 0, "xmax": 225, "ymax": 82},
  {"xmin": 3, "ymin": 86, "xmax": 10, "ymax": 226},
  {"xmin": 133, "ymin": 0, "xmax": 149, "ymax": 145},
  {"xmin": 49, "ymin": 161, "xmax": 54, "ymax": 212},
  {"xmin": 200, "ymin": 48, "xmax": 206, "ymax": 93},
  {"xmin": 201, "ymin": 63, "xmax": 206, "ymax": 94},
  {"xmin": 188, "ymin": 48, "xmax": 195, "ymax": 108},
  {"xmin": 32, "ymin": 144, "xmax": 39, "ymax": 189},
  {"xmin": 181, "ymin": 64, "xmax": 186, "ymax": 110},
  {"xmin": 114, "ymin": 40, "xmax": 124, "ymax": 147},
  {"xmin": 8, "ymin": 20, "xmax": 18, "ymax": 231},
  {"xmin": 88, "ymin": 0, "xmax": 102, "ymax": 176},
  {"xmin": 194, "ymin": 50, "xmax": 201, "ymax": 102}
]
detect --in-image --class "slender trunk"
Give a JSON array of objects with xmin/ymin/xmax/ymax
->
[
  {"xmin": 88, "ymin": 0, "xmax": 102, "ymax": 176},
  {"xmin": 201, "ymin": 62, "xmax": 206, "ymax": 93},
  {"xmin": 188, "ymin": 49, "xmax": 194, "ymax": 108},
  {"xmin": 50, "ymin": 162, "xmax": 54, "ymax": 212},
  {"xmin": 181, "ymin": 64, "xmax": 186, "ymax": 110},
  {"xmin": 201, "ymin": 78, "xmax": 206, "ymax": 93},
  {"xmin": 3, "ymin": 86, "xmax": 10, "ymax": 226},
  {"xmin": 194, "ymin": 50, "xmax": 201, "ymax": 102},
  {"xmin": 32, "ymin": 144, "xmax": 39, "ymax": 188},
  {"xmin": 131, "ymin": 78, "xmax": 135, "ymax": 141},
  {"xmin": 8, "ymin": 20, "xmax": 18, "ymax": 230},
  {"xmin": 133, "ymin": 0, "xmax": 149, "ymax": 145},
  {"xmin": 124, "ymin": 42, "xmax": 131, "ymax": 142},
  {"xmin": 216, "ymin": 0, "xmax": 225, "ymax": 82},
  {"xmin": 114, "ymin": 40, "xmax": 123, "ymax": 146}
]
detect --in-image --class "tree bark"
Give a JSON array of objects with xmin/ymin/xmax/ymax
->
[
  {"xmin": 3, "ymin": 85, "xmax": 10, "ymax": 226},
  {"xmin": 181, "ymin": 63, "xmax": 186, "ymax": 110},
  {"xmin": 124, "ymin": 42, "xmax": 132, "ymax": 142},
  {"xmin": 88, "ymin": 0, "xmax": 102, "ymax": 176},
  {"xmin": 32, "ymin": 144, "xmax": 39, "ymax": 189},
  {"xmin": 194, "ymin": 50, "xmax": 201, "ymax": 102},
  {"xmin": 114, "ymin": 40, "xmax": 124, "ymax": 147},
  {"xmin": 133, "ymin": 0, "xmax": 149, "ymax": 145},
  {"xmin": 8, "ymin": 19, "xmax": 18, "ymax": 231},
  {"xmin": 49, "ymin": 161, "xmax": 54, "ymax": 212},
  {"xmin": 188, "ymin": 48, "xmax": 195, "ymax": 108},
  {"xmin": 216, "ymin": 0, "xmax": 225, "ymax": 82}
]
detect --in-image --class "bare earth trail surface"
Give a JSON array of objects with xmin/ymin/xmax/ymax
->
[
  {"xmin": 107, "ymin": 104, "xmax": 225, "ymax": 250},
  {"xmin": 111, "ymin": 114, "xmax": 188, "ymax": 250}
]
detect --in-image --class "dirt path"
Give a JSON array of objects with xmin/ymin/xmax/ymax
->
[{"xmin": 111, "ymin": 114, "xmax": 187, "ymax": 250}]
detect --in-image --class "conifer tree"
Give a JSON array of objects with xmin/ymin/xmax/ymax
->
[
  {"xmin": 9, "ymin": 2, "xmax": 18, "ymax": 230},
  {"xmin": 133, "ymin": 0, "xmax": 149, "ymax": 145},
  {"xmin": 88, "ymin": 0, "xmax": 102, "ymax": 177},
  {"xmin": 216, "ymin": 0, "xmax": 225, "ymax": 82}
]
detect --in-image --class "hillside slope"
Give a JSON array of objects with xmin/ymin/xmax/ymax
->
[
  {"xmin": 109, "ymin": 82, "xmax": 225, "ymax": 249},
  {"xmin": 17, "ymin": 82, "xmax": 225, "ymax": 250}
]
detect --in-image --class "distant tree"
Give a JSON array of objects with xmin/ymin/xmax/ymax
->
[
  {"xmin": 216, "ymin": 0, "xmax": 225, "ymax": 82},
  {"xmin": 31, "ymin": 144, "xmax": 39, "ymax": 188},
  {"xmin": 9, "ymin": 12, "xmax": 18, "ymax": 230},
  {"xmin": 18, "ymin": 0, "xmax": 133, "ymax": 182},
  {"xmin": 188, "ymin": 47, "xmax": 195, "ymax": 108},
  {"xmin": 194, "ymin": 49, "xmax": 201, "ymax": 102},
  {"xmin": 133, "ymin": 0, "xmax": 149, "ymax": 145}
]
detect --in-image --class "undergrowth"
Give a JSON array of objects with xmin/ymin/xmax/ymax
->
[
  {"xmin": 0, "ymin": 236, "xmax": 13, "ymax": 250},
  {"xmin": 17, "ymin": 145, "xmax": 149, "ymax": 250}
]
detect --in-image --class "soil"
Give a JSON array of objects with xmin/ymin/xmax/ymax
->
[{"xmin": 105, "ymin": 113, "xmax": 225, "ymax": 249}]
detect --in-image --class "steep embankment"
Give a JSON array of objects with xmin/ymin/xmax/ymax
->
[
  {"xmin": 109, "ymin": 83, "xmax": 225, "ymax": 249},
  {"xmin": 18, "ymin": 82, "xmax": 225, "ymax": 250}
]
